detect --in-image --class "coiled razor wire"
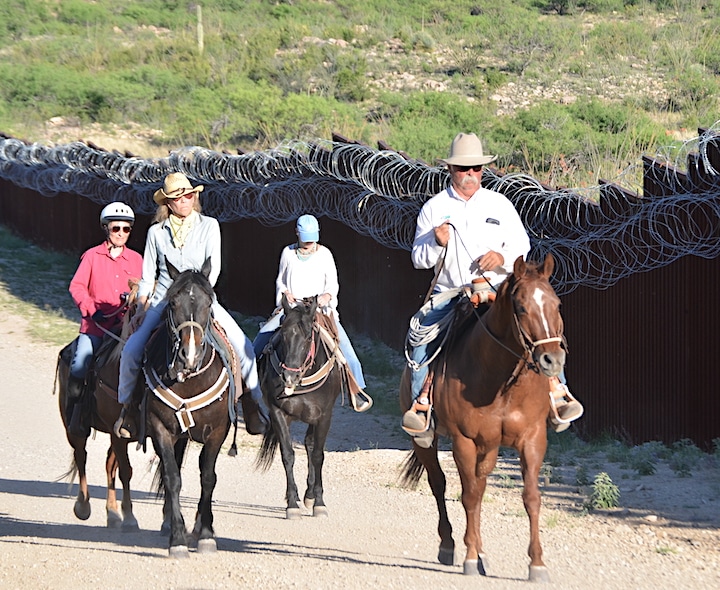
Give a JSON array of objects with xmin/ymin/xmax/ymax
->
[{"xmin": 1, "ymin": 121, "xmax": 719, "ymax": 296}]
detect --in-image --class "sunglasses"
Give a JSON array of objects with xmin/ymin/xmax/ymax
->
[
  {"xmin": 110, "ymin": 225, "xmax": 131, "ymax": 234},
  {"xmin": 453, "ymin": 165, "xmax": 484, "ymax": 172}
]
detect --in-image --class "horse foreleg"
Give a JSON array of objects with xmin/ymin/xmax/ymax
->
[
  {"xmin": 520, "ymin": 440, "xmax": 550, "ymax": 583},
  {"xmin": 303, "ymin": 424, "xmax": 316, "ymax": 510},
  {"xmin": 192, "ymin": 429, "xmax": 226, "ymax": 554},
  {"xmin": 413, "ymin": 444, "xmax": 455, "ymax": 566},
  {"xmin": 271, "ymin": 408, "xmax": 301, "ymax": 519},
  {"xmin": 453, "ymin": 437, "xmax": 496, "ymax": 576},
  {"xmin": 72, "ymin": 440, "xmax": 91, "ymax": 521},
  {"xmin": 151, "ymin": 426, "xmax": 189, "ymax": 557},
  {"xmin": 305, "ymin": 418, "xmax": 331, "ymax": 517},
  {"xmin": 112, "ymin": 437, "xmax": 138, "ymax": 531},
  {"xmin": 105, "ymin": 445, "xmax": 122, "ymax": 528}
]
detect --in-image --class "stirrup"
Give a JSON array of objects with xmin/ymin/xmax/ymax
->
[
  {"xmin": 350, "ymin": 390, "xmax": 373, "ymax": 413},
  {"xmin": 114, "ymin": 406, "xmax": 134, "ymax": 439},
  {"xmin": 401, "ymin": 399, "xmax": 433, "ymax": 435},
  {"xmin": 548, "ymin": 378, "xmax": 584, "ymax": 427}
]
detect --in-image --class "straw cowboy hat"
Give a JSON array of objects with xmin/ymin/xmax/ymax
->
[
  {"xmin": 153, "ymin": 172, "xmax": 204, "ymax": 204},
  {"xmin": 439, "ymin": 133, "xmax": 497, "ymax": 167}
]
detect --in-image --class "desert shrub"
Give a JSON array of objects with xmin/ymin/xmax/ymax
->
[
  {"xmin": 668, "ymin": 438, "xmax": 704, "ymax": 477},
  {"xmin": 585, "ymin": 19, "xmax": 654, "ymax": 61},
  {"xmin": 588, "ymin": 472, "xmax": 620, "ymax": 509},
  {"xmin": 377, "ymin": 91, "xmax": 492, "ymax": 163},
  {"xmin": 57, "ymin": 0, "xmax": 111, "ymax": 27}
]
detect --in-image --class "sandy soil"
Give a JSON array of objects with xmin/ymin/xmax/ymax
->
[{"xmin": 1, "ymin": 307, "xmax": 719, "ymax": 590}]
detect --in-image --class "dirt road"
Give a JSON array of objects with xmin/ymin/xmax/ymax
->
[{"xmin": 1, "ymin": 309, "xmax": 719, "ymax": 590}]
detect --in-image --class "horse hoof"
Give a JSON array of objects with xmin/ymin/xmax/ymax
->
[
  {"xmin": 168, "ymin": 545, "xmax": 190, "ymax": 559},
  {"xmin": 438, "ymin": 546, "xmax": 455, "ymax": 566},
  {"xmin": 313, "ymin": 505, "xmax": 329, "ymax": 518},
  {"xmin": 197, "ymin": 538, "xmax": 217, "ymax": 554},
  {"xmin": 122, "ymin": 515, "xmax": 139, "ymax": 532},
  {"xmin": 463, "ymin": 554, "xmax": 488, "ymax": 576},
  {"xmin": 73, "ymin": 501, "xmax": 91, "ymax": 521},
  {"xmin": 286, "ymin": 507, "xmax": 303, "ymax": 520},
  {"xmin": 107, "ymin": 509, "xmax": 122, "ymax": 529},
  {"xmin": 303, "ymin": 497, "xmax": 315, "ymax": 510},
  {"xmin": 528, "ymin": 565, "xmax": 550, "ymax": 583}
]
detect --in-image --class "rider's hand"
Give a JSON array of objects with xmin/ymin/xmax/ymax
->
[
  {"xmin": 434, "ymin": 222, "xmax": 451, "ymax": 247},
  {"xmin": 317, "ymin": 293, "xmax": 332, "ymax": 307},
  {"xmin": 284, "ymin": 291, "xmax": 296, "ymax": 304},
  {"xmin": 92, "ymin": 310, "xmax": 106, "ymax": 323},
  {"xmin": 476, "ymin": 251, "xmax": 505, "ymax": 273}
]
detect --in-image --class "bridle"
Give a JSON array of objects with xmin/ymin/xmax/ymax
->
[
  {"xmin": 476, "ymin": 280, "xmax": 565, "ymax": 378},
  {"xmin": 166, "ymin": 305, "xmax": 213, "ymax": 382},
  {"xmin": 279, "ymin": 327, "xmax": 317, "ymax": 376}
]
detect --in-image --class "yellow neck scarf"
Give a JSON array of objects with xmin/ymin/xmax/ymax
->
[{"xmin": 168, "ymin": 210, "xmax": 196, "ymax": 248}]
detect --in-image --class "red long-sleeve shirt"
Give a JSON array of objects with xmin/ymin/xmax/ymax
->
[{"xmin": 69, "ymin": 242, "xmax": 143, "ymax": 337}]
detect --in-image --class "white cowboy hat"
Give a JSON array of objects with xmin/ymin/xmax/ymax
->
[
  {"xmin": 153, "ymin": 172, "xmax": 204, "ymax": 204},
  {"xmin": 439, "ymin": 133, "xmax": 497, "ymax": 166}
]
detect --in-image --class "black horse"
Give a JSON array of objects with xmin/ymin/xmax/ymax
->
[
  {"xmin": 144, "ymin": 259, "xmax": 235, "ymax": 557},
  {"xmin": 255, "ymin": 295, "xmax": 343, "ymax": 519}
]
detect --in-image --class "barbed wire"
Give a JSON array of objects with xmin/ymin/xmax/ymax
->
[{"xmin": 1, "ymin": 122, "xmax": 719, "ymax": 295}]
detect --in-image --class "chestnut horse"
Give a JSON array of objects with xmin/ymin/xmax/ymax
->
[
  {"xmin": 56, "ymin": 285, "xmax": 141, "ymax": 530},
  {"xmin": 400, "ymin": 254, "xmax": 566, "ymax": 582},
  {"xmin": 144, "ymin": 259, "xmax": 235, "ymax": 557},
  {"xmin": 255, "ymin": 295, "xmax": 343, "ymax": 519}
]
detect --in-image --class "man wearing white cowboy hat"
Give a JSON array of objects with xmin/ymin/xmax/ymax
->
[
  {"xmin": 114, "ymin": 172, "xmax": 268, "ymax": 439},
  {"xmin": 402, "ymin": 133, "xmax": 583, "ymax": 446}
]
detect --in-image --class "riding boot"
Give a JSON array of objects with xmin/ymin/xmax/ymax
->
[
  {"xmin": 240, "ymin": 393, "xmax": 267, "ymax": 435},
  {"xmin": 66, "ymin": 375, "xmax": 90, "ymax": 437},
  {"xmin": 113, "ymin": 403, "xmax": 136, "ymax": 439},
  {"xmin": 67, "ymin": 399, "xmax": 90, "ymax": 438}
]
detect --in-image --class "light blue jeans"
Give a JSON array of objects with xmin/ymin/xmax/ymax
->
[
  {"xmin": 70, "ymin": 333, "xmax": 102, "ymax": 379},
  {"xmin": 118, "ymin": 300, "xmax": 263, "ymax": 405},
  {"xmin": 408, "ymin": 293, "xmax": 461, "ymax": 403},
  {"xmin": 253, "ymin": 310, "xmax": 366, "ymax": 390}
]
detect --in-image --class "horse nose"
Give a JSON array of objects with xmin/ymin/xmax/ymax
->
[{"xmin": 537, "ymin": 349, "xmax": 566, "ymax": 377}]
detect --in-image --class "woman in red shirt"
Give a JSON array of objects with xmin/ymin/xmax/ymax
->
[{"xmin": 66, "ymin": 202, "xmax": 143, "ymax": 436}]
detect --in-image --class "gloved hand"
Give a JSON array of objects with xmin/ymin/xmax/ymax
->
[{"xmin": 92, "ymin": 310, "xmax": 106, "ymax": 323}]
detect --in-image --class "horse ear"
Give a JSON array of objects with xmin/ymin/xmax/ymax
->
[
  {"xmin": 166, "ymin": 256, "xmax": 180, "ymax": 280},
  {"xmin": 281, "ymin": 292, "xmax": 292, "ymax": 315},
  {"xmin": 541, "ymin": 253, "xmax": 555, "ymax": 277},
  {"xmin": 308, "ymin": 296, "xmax": 318, "ymax": 317},
  {"xmin": 201, "ymin": 257, "xmax": 212, "ymax": 279},
  {"xmin": 513, "ymin": 255, "xmax": 526, "ymax": 276}
]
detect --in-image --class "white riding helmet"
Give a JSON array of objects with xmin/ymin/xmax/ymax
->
[{"xmin": 100, "ymin": 202, "xmax": 135, "ymax": 226}]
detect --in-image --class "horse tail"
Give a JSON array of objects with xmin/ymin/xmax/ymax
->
[
  {"xmin": 254, "ymin": 425, "xmax": 279, "ymax": 472},
  {"xmin": 58, "ymin": 456, "xmax": 79, "ymax": 485},
  {"xmin": 399, "ymin": 450, "xmax": 426, "ymax": 489}
]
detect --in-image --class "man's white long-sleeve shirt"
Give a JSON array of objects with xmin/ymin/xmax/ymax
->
[{"xmin": 411, "ymin": 185, "xmax": 531, "ymax": 291}]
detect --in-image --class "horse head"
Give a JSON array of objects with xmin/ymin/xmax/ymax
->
[
  {"xmin": 165, "ymin": 257, "xmax": 215, "ymax": 381},
  {"xmin": 277, "ymin": 294, "xmax": 318, "ymax": 393},
  {"xmin": 499, "ymin": 253, "xmax": 566, "ymax": 377}
]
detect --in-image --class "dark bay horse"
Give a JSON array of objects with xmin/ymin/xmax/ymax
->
[
  {"xmin": 56, "ymin": 285, "xmax": 141, "ymax": 530},
  {"xmin": 400, "ymin": 254, "xmax": 566, "ymax": 582},
  {"xmin": 255, "ymin": 295, "xmax": 343, "ymax": 519},
  {"xmin": 144, "ymin": 259, "xmax": 234, "ymax": 557}
]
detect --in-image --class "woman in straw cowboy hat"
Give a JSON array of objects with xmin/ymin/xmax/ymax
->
[
  {"xmin": 402, "ymin": 133, "xmax": 583, "ymax": 446},
  {"xmin": 114, "ymin": 172, "xmax": 267, "ymax": 439}
]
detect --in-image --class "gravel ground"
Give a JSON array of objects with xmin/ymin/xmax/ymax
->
[{"xmin": 1, "ymin": 308, "xmax": 719, "ymax": 590}]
